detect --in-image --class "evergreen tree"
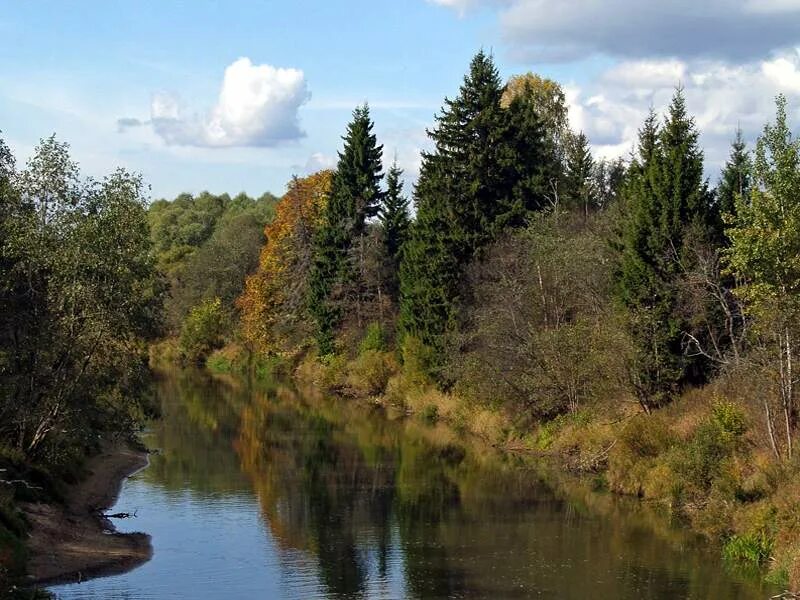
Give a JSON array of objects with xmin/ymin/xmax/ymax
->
[
  {"xmin": 615, "ymin": 89, "xmax": 716, "ymax": 410},
  {"xmin": 399, "ymin": 51, "xmax": 548, "ymax": 354},
  {"xmin": 379, "ymin": 162, "xmax": 410, "ymax": 297},
  {"xmin": 309, "ymin": 104, "xmax": 384, "ymax": 354},
  {"xmin": 563, "ymin": 131, "xmax": 596, "ymax": 216},
  {"xmin": 593, "ymin": 158, "xmax": 627, "ymax": 209},
  {"xmin": 717, "ymin": 128, "xmax": 751, "ymax": 219}
]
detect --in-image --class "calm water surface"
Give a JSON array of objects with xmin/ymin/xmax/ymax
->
[{"xmin": 50, "ymin": 371, "xmax": 776, "ymax": 599}]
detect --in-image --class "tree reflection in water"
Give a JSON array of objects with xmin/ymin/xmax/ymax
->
[{"xmin": 135, "ymin": 370, "xmax": 772, "ymax": 600}]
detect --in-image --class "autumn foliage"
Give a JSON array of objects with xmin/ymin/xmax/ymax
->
[{"xmin": 238, "ymin": 170, "xmax": 332, "ymax": 353}]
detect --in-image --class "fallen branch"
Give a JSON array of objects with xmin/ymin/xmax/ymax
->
[
  {"xmin": 103, "ymin": 509, "xmax": 138, "ymax": 519},
  {"xmin": 578, "ymin": 439, "xmax": 617, "ymax": 472}
]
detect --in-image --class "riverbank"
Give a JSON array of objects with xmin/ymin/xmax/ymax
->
[
  {"xmin": 22, "ymin": 442, "xmax": 152, "ymax": 587},
  {"xmin": 200, "ymin": 342, "xmax": 800, "ymax": 593}
]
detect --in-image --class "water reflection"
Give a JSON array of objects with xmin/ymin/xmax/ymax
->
[{"xmin": 51, "ymin": 370, "xmax": 774, "ymax": 599}]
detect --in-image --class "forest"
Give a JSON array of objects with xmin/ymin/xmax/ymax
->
[{"xmin": 3, "ymin": 49, "xmax": 800, "ymax": 591}]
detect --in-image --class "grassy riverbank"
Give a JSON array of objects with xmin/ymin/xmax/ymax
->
[{"xmin": 202, "ymin": 342, "xmax": 800, "ymax": 593}]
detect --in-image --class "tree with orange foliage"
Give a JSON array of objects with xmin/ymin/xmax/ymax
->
[{"xmin": 238, "ymin": 170, "xmax": 332, "ymax": 353}]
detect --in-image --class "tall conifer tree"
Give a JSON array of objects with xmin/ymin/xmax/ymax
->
[
  {"xmin": 616, "ymin": 89, "xmax": 716, "ymax": 409},
  {"xmin": 379, "ymin": 162, "xmax": 410, "ymax": 297},
  {"xmin": 563, "ymin": 131, "xmax": 596, "ymax": 216},
  {"xmin": 309, "ymin": 104, "xmax": 383, "ymax": 354},
  {"xmin": 717, "ymin": 128, "xmax": 751, "ymax": 219},
  {"xmin": 399, "ymin": 51, "xmax": 548, "ymax": 354}
]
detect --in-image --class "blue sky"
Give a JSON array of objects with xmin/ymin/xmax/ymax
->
[{"xmin": 2, "ymin": 1, "xmax": 800, "ymax": 199}]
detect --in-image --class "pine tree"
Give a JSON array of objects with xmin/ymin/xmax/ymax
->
[
  {"xmin": 309, "ymin": 104, "xmax": 383, "ymax": 354},
  {"xmin": 717, "ymin": 128, "xmax": 751, "ymax": 219},
  {"xmin": 616, "ymin": 89, "xmax": 716, "ymax": 410},
  {"xmin": 563, "ymin": 131, "xmax": 596, "ymax": 216},
  {"xmin": 399, "ymin": 51, "xmax": 548, "ymax": 355},
  {"xmin": 379, "ymin": 162, "xmax": 410, "ymax": 297}
]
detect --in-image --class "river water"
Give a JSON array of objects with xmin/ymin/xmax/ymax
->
[{"xmin": 50, "ymin": 370, "xmax": 775, "ymax": 599}]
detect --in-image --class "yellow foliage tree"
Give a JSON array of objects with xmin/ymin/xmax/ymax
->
[{"xmin": 238, "ymin": 170, "xmax": 332, "ymax": 353}]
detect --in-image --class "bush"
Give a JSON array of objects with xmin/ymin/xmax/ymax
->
[
  {"xmin": 607, "ymin": 416, "xmax": 674, "ymax": 496},
  {"xmin": 676, "ymin": 403, "xmax": 748, "ymax": 494},
  {"xmin": 400, "ymin": 335, "xmax": 435, "ymax": 387},
  {"xmin": 345, "ymin": 350, "xmax": 397, "ymax": 396},
  {"xmin": 724, "ymin": 532, "xmax": 774, "ymax": 566},
  {"xmin": 179, "ymin": 298, "xmax": 226, "ymax": 364},
  {"xmin": 620, "ymin": 415, "xmax": 674, "ymax": 458},
  {"xmin": 359, "ymin": 322, "xmax": 387, "ymax": 354}
]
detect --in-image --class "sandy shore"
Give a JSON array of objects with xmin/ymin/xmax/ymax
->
[{"xmin": 23, "ymin": 442, "xmax": 153, "ymax": 586}]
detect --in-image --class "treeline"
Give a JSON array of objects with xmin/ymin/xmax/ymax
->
[
  {"xmin": 232, "ymin": 52, "xmax": 800, "ymax": 581},
  {"xmin": 147, "ymin": 190, "xmax": 278, "ymax": 362}
]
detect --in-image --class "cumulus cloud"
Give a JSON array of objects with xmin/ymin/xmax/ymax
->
[
  {"xmin": 302, "ymin": 152, "xmax": 336, "ymax": 174},
  {"xmin": 566, "ymin": 50, "xmax": 800, "ymax": 173},
  {"xmin": 435, "ymin": 0, "xmax": 800, "ymax": 61},
  {"xmin": 124, "ymin": 57, "xmax": 310, "ymax": 148}
]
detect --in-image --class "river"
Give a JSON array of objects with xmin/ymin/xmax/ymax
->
[{"xmin": 49, "ymin": 370, "xmax": 776, "ymax": 599}]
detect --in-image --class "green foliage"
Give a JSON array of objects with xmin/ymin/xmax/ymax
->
[
  {"xmin": 309, "ymin": 104, "xmax": 384, "ymax": 354},
  {"xmin": 726, "ymin": 95, "xmax": 800, "ymax": 311},
  {"xmin": 563, "ymin": 131, "xmax": 597, "ymax": 215},
  {"xmin": 379, "ymin": 162, "xmax": 410, "ymax": 297},
  {"xmin": 179, "ymin": 298, "xmax": 225, "ymax": 364},
  {"xmin": 345, "ymin": 350, "xmax": 396, "ymax": 396},
  {"xmin": 536, "ymin": 411, "xmax": 592, "ymax": 451},
  {"xmin": 723, "ymin": 532, "xmax": 774, "ymax": 566},
  {"xmin": 450, "ymin": 211, "xmax": 630, "ymax": 419},
  {"xmin": 359, "ymin": 322, "xmax": 387, "ymax": 354},
  {"xmin": 400, "ymin": 335, "xmax": 436, "ymax": 388},
  {"xmin": 717, "ymin": 128, "xmax": 751, "ymax": 221},
  {"xmin": 674, "ymin": 403, "xmax": 747, "ymax": 494},
  {"xmin": 615, "ymin": 91, "xmax": 718, "ymax": 409},
  {"xmin": 399, "ymin": 51, "xmax": 550, "ymax": 356},
  {"xmin": 148, "ymin": 190, "xmax": 278, "ymax": 333},
  {"xmin": 0, "ymin": 135, "xmax": 162, "ymax": 459}
]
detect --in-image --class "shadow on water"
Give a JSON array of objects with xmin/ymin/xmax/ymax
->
[{"xmin": 50, "ymin": 369, "xmax": 777, "ymax": 599}]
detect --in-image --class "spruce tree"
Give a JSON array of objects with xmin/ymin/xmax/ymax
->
[
  {"xmin": 563, "ymin": 131, "xmax": 596, "ymax": 216},
  {"xmin": 399, "ymin": 51, "xmax": 548, "ymax": 355},
  {"xmin": 309, "ymin": 104, "xmax": 383, "ymax": 354},
  {"xmin": 717, "ymin": 128, "xmax": 751, "ymax": 219},
  {"xmin": 616, "ymin": 89, "xmax": 716, "ymax": 410},
  {"xmin": 379, "ymin": 162, "xmax": 410, "ymax": 297}
]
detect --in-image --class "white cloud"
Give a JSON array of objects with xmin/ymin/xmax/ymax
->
[
  {"xmin": 302, "ymin": 152, "xmax": 336, "ymax": 174},
  {"xmin": 131, "ymin": 57, "xmax": 310, "ymax": 148},
  {"xmin": 435, "ymin": 0, "xmax": 800, "ymax": 62},
  {"xmin": 427, "ymin": 0, "xmax": 477, "ymax": 15},
  {"xmin": 567, "ymin": 50, "xmax": 800, "ymax": 174}
]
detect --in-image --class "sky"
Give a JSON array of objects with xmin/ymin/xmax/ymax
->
[{"xmin": 2, "ymin": 0, "xmax": 800, "ymax": 200}]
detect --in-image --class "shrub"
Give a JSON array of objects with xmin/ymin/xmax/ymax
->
[
  {"xmin": 400, "ymin": 335, "xmax": 435, "ymax": 387},
  {"xmin": 677, "ymin": 403, "xmax": 748, "ymax": 494},
  {"xmin": 607, "ymin": 416, "xmax": 674, "ymax": 496},
  {"xmin": 723, "ymin": 532, "xmax": 774, "ymax": 566},
  {"xmin": 619, "ymin": 415, "xmax": 674, "ymax": 458},
  {"xmin": 345, "ymin": 350, "xmax": 397, "ymax": 396},
  {"xmin": 359, "ymin": 322, "xmax": 387, "ymax": 354},
  {"xmin": 179, "ymin": 298, "xmax": 226, "ymax": 364}
]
